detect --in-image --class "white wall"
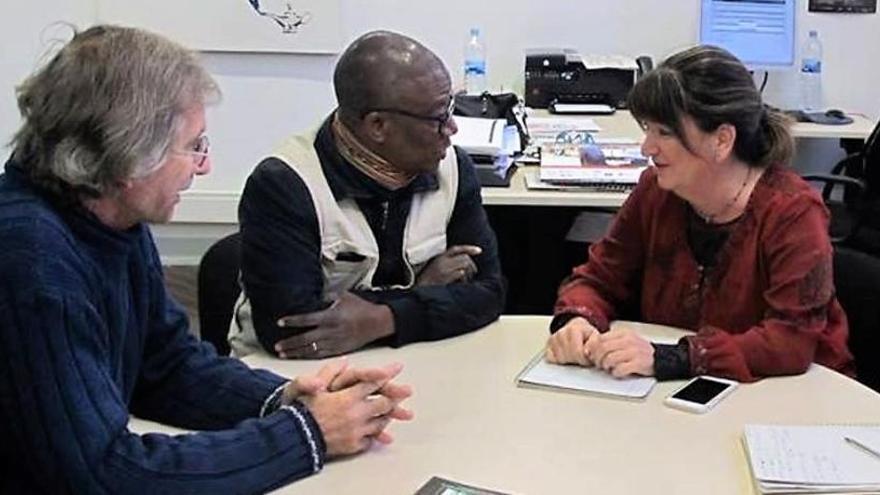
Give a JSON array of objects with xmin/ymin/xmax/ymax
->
[
  {"xmin": 3, "ymin": 0, "xmax": 879, "ymax": 263},
  {"xmin": 0, "ymin": 2, "xmax": 94, "ymax": 144}
]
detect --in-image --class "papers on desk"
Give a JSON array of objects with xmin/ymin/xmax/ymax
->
[
  {"xmin": 523, "ymin": 169, "xmax": 634, "ymax": 193},
  {"xmin": 451, "ymin": 116, "xmax": 519, "ymax": 157},
  {"xmin": 516, "ymin": 351, "xmax": 657, "ymax": 399},
  {"xmin": 743, "ymin": 424, "xmax": 880, "ymax": 494},
  {"xmin": 528, "ymin": 115, "xmax": 602, "ymax": 135},
  {"xmin": 452, "ymin": 116, "xmax": 519, "ymax": 187},
  {"xmin": 515, "ymin": 115, "xmax": 604, "ymax": 165},
  {"xmin": 550, "ymin": 102, "xmax": 616, "ymax": 115},
  {"xmin": 539, "ymin": 139, "xmax": 648, "ymax": 186},
  {"xmin": 579, "ymin": 53, "xmax": 640, "ymax": 71}
]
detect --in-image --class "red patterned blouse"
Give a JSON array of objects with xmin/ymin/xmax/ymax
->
[{"xmin": 555, "ymin": 166, "xmax": 855, "ymax": 382}]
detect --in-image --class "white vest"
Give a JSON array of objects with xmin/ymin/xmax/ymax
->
[{"xmin": 228, "ymin": 129, "xmax": 459, "ymax": 357}]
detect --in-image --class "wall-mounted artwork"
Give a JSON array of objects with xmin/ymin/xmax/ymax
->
[
  {"xmin": 96, "ymin": 0, "xmax": 342, "ymax": 53},
  {"xmin": 808, "ymin": 0, "xmax": 877, "ymax": 13}
]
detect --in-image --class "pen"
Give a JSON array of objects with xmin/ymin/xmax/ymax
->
[{"xmin": 844, "ymin": 436, "xmax": 880, "ymax": 462}]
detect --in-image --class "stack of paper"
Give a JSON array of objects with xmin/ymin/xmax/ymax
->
[
  {"xmin": 451, "ymin": 116, "xmax": 519, "ymax": 157},
  {"xmin": 539, "ymin": 138, "xmax": 648, "ymax": 186},
  {"xmin": 527, "ymin": 116, "xmax": 602, "ymax": 145},
  {"xmin": 451, "ymin": 116, "xmax": 519, "ymax": 186},
  {"xmin": 743, "ymin": 424, "xmax": 880, "ymax": 494}
]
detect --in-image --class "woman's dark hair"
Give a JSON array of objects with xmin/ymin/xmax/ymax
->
[{"xmin": 627, "ymin": 45, "xmax": 793, "ymax": 168}]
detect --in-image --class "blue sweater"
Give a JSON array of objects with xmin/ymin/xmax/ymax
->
[{"xmin": 0, "ymin": 161, "xmax": 326, "ymax": 494}]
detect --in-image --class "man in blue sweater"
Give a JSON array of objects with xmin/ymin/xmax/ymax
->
[{"xmin": 0, "ymin": 25, "xmax": 412, "ymax": 493}]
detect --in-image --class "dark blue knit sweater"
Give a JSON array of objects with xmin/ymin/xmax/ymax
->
[{"xmin": 0, "ymin": 161, "xmax": 325, "ymax": 494}]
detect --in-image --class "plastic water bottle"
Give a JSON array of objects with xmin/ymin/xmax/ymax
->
[
  {"xmin": 464, "ymin": 28, "xmax": 487, "ymax": 95},
  {"xmin": 799, "ymin": 30, "xmax": 823, "ymax": 112}
]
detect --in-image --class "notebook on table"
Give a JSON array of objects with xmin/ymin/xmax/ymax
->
[
  {"xmin": 742, "ymin": 424, "xmax": 880, "ymax": 494},
  {"xmin": 516, "ymin": 350, "xmax": 657, "ymax": 399}
]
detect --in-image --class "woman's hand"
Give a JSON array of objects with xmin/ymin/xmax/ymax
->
[
  {"xmin": 586, "ymin": 327, "xmax": 655, "ymax": 378},
  {"xmin": 545, "ymin": 317, "xmax": 598, "ymax": 366}
]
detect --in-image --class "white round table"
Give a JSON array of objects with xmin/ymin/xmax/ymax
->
[{"xmin": 131, "ymin": 316, "xmax": 880, "ymax": 494}]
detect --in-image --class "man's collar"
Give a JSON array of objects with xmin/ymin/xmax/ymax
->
[{"xmin": 313, "ymin": 112, "xmax": 439, "ymax": 201}]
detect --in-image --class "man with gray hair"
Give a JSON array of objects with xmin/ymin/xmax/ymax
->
[
  {"xmin": 0, "ymin": 25, "xmax": 412, "ymax": 493},
  {"xmin": 230, "ymin": 30, "xmax": 504, "ymax": 359}
]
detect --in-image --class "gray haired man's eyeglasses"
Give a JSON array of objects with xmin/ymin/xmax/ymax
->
[{"xmin": 172, "ymin": 134, "xmax": 210, "ymax": 167}]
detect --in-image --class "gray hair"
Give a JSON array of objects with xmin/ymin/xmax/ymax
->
[{"xmin": 10, "ymin": 24, "xmax": 220, "ymax": 201}]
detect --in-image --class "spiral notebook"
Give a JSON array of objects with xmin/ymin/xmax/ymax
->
[{"xmin": 742, "ymin": 424, "xmax": 880, "ymax": 494}]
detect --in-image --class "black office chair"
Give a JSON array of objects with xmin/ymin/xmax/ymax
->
[
  {"xmin": 803, "ymin": 117, "xmax": 880, "ymax": 252},
  {"xmin": 196, "ymin": 232, "xmax": 242, "ymax": 356},
  {"xmin": 802, "ymin": 173, "xmax": 866, "ymax": 244},
  {"xmin": 833, "ymin": 246, "xmax": 880, "ymax": 393}
]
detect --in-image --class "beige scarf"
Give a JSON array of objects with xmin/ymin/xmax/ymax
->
[{"xmin": 331, "ymin": 114, "xmax": 417, "ymax": 190}]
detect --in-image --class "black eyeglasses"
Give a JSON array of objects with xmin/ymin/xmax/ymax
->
[{"xmin": 363, "ymin": 97, "xmax": 456, "ymax": 135}]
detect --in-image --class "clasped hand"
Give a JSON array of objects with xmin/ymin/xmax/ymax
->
[
  {"xmin": 274, "ymin": 292, "xmax": 394, "ymax": 359},
  {"xmin": 416, "ymin": 244, "xmax": 482, "ymax": 286},
  {"xmin": 282, "ymin": 358, "xmax": 414, "ymax": 457},
  {"xmin": 545, "ymin": 317, "xmax": 655, "ymax": 377}
]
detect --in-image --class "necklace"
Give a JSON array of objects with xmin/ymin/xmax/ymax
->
[{"xmin": 695, "ymin": 166, "xmax": 752, "ymax": 224}]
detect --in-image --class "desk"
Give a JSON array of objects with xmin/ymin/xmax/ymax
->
[
  {"xmin": 481, "ymin": 110, "xmax": 876, "ymax": 208},
  {"xmin": 482, "ymin": 167, "xmax": 628, "ymax": 207},
  {"xmin": 483, "ymin": 110, "xmax": 641, "ymax": 207},
  {"xmin": 525, "ymin": 109, "xmax": 876, "ymax": 140},
  {"xmin": 131, "ymin": 316, "xmax": 880, "ymax": 494},
  {"xmin": 791, "ymin": 114, "xmax": 875, "ymax": 140},
  {"xmin": 482, "ymin": 110, "xmax": 877, "ymax": 313}
]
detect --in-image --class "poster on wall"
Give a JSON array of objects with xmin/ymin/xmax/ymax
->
[
  {"xmin": 808, "ymin": 0, "xmax": 876, "ymax": 13},
  {"xmin": 96, "ymin": 0, "xmax": 342, "ymax": 53}
]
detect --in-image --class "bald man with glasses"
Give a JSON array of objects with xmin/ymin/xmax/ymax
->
[{"xmin": 229, "ymin": 30, "xmax": 504, "ymax": 359}]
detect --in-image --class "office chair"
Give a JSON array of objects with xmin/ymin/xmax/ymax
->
[
  {"xmin": 196, "ymin": 232, "xmax": 242, "ymax": 356},
  {"xmin": 804, "ymin": 118, "xmax": 880, "ymax": 252},
  {"xmin": 802, "ymin": 173, "xmax": 866, "ymax": 244},
  {"xmin": 833, "ymin": 246, "xmax": 880, "ymax": 393}
]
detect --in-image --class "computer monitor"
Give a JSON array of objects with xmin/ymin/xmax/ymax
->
[{"xmin": 699, "ymin": 0, "xmax": 796, "ymax": 71}]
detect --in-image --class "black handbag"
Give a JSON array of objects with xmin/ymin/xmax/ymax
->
[{"xmin": 453, "ymin": 91, "xmax": 529, "ymax": 150}]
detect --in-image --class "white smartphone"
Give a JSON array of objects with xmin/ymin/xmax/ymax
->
[{"xmin": 663, "ymin": 375, "xmax": 738, "ymax": 414}]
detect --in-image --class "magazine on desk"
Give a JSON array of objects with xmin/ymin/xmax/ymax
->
[
  {"xmin": 524, "ymin": 169, "xmax": 634, "ymax": 193},
  {"xmin": 539, "ymin": 139, "xmax": 648, "ymax": 185}
]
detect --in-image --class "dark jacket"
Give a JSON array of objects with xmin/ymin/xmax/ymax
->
[{"xmin": 239, "ymin": 115, "xmax": 505, "ymax": 352}]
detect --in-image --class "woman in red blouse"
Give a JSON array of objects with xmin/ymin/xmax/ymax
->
[{"xmin": 546, "ymin": 45, "xmax": 855, "ymax": 382}]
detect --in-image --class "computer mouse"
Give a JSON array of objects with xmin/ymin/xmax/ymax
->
[{"xmin": 825, "ymin": 109, "xmax": 847, "ymax": 119}]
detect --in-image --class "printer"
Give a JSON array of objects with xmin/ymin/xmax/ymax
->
[{"xmin": 525, "ymin": 49, "xmax": 640, "ymax": 111}]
